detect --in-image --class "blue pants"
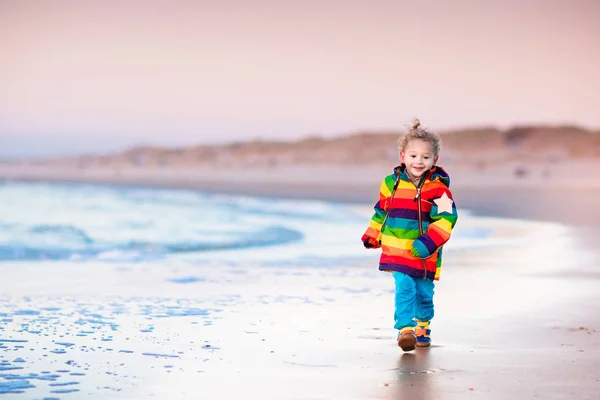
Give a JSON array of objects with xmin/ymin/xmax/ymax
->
[{"xmin": 392, "ymin": 271, "xmax": 435, "ymax": 330}]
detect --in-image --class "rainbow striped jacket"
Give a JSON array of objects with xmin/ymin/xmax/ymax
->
[{"xmin": 361, "ymin": 165, "xmax": 458, "ymax": 280}]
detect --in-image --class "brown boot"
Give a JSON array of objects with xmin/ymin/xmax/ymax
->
[{"xmin": 397, "ymin": 331, "xmax": 417, "ymax": 352}]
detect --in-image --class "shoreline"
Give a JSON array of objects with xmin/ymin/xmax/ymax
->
[{"xmin": 2, "ymin": 164, "xmax": 600, "ymax": 228}]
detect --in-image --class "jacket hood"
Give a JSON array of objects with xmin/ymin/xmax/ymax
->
[{"xmin": 393, "ymin": 164, "xmax": 451, "ymax": 188}]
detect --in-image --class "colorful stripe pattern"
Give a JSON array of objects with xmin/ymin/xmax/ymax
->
[
  {"xmin": 415, "ymin": 320, "xmax": 431, "ymax": 344},
  {"xmin": 361, "ymin": 165, "xmax": 458, "ymax": 280},
  {"xmin": 399, "ymin": 326, "xmax": 416, "ymax": 335}
]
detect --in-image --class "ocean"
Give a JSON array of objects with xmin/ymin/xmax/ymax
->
[
  {"xmin": 0, "ymin": 181, "xmax": 504, "ymax": 264},
  {"xmin": 0, "ymin": 181, "xmax": 566, "ymax": 398}
]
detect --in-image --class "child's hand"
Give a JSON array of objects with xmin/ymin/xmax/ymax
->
[
  {"xmin": 411, "ymin": 239, "xmax": 429, "ymax": 258},
  {"xmin": 363, "ymin": 237, "xmax": 380, "ymax": 249}
]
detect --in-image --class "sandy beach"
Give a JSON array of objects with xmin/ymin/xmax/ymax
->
[
  {"xmin": 1, "ymin": 161, "xmax": 599, "ymax": 399},
  {"xmin": 2, "ymin": 0, "xmax": 600, "ymax": 397}
]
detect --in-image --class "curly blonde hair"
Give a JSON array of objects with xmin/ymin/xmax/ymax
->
[{"xmin": 397, "ymin": 118, "xmax": 442, "ymax": 156}]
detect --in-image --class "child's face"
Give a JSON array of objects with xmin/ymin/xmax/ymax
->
[{"xmin": 400, "ymin": 139, "xmax": 438, "ymax": 180}]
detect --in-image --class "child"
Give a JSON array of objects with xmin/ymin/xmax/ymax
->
[{"xmin": 361, "ymin": 119, "xmax": 458, "ymax": 352}]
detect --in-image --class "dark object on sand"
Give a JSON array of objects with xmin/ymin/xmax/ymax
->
[{"xmin": 514, "ymin": 166, "xmax": 528, "ymax": 178}]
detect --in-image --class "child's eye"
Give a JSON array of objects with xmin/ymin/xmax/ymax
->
[{"xmin": 410, "ymin": 155, "xmax": 416, "ymax": 158}]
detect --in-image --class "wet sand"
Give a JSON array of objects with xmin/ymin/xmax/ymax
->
[
  {"xmin": 1, "ymin": 165, "xmax": 600, "ymax": 399},
  {"xmin": 1, "ymin": 215, "xmax": 598, "ymax": 399}
]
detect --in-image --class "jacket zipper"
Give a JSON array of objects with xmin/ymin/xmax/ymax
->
[{"xmin": 414, "ymin": 180, "xmax": 428, "ymax": 279}]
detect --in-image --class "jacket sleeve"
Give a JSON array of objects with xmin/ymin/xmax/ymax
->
[
  {"xmin": 361, "ymin": 177, "xmax": 392, "ymax": 245},
  {"xmin": 412, "ymin": 186, "xmax": 458, "ymax": 258}
]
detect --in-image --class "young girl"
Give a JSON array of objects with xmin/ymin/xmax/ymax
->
[{"xmin": 361, "ymin": 119, "xmax": 458, "ymax": 352}]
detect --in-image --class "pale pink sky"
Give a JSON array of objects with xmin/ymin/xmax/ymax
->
[{"xmin": 1, "ymin": 0, "xmax": 599, "ymax": 157}]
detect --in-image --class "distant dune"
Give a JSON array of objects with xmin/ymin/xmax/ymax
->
[
  {"xmin": 14, "ymin": 124, "xmax": 598, "ymax": 169},
  {"xmin": 1, "ymin": 125, "xmax": 600, "ymax": 192}
]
